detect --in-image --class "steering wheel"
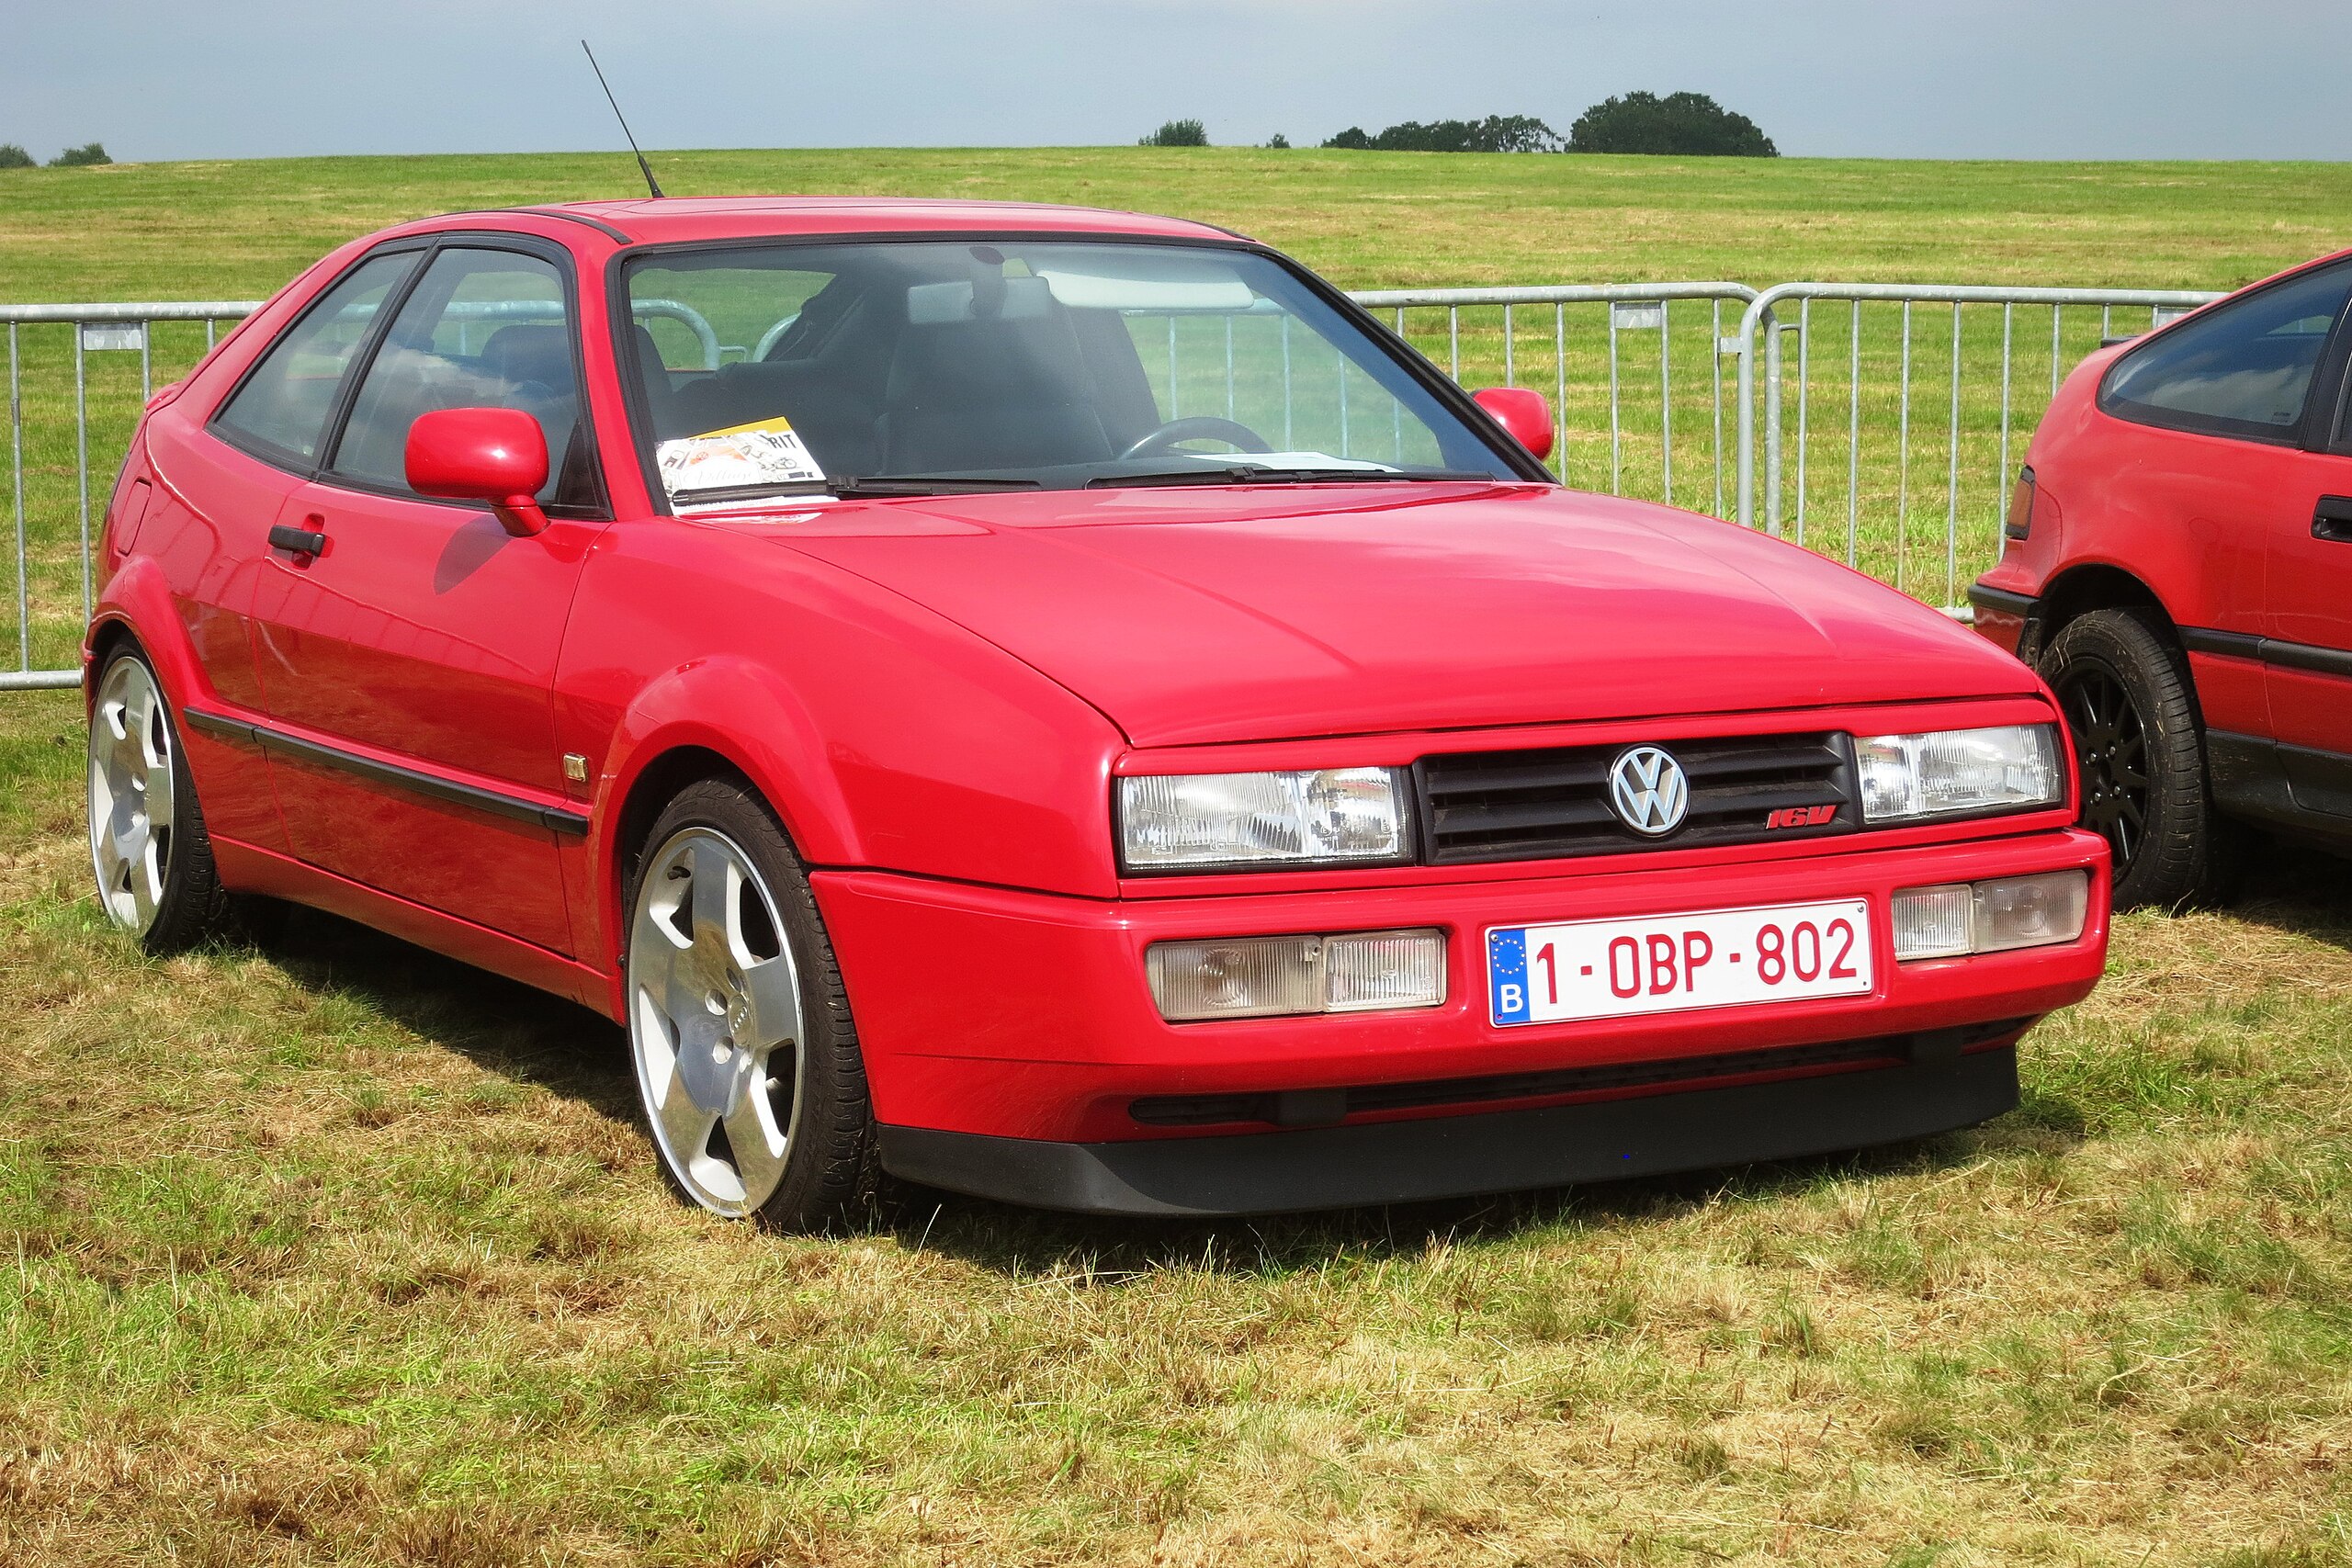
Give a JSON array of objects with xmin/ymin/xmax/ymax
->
[{"xmin": 1119, "ymin": 417, "xmax": 1274, "ymax": 461}]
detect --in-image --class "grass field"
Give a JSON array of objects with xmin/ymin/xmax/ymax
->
[
  {"xmin": 2, "ymin": 150, "xmax": 2351, "ymax": 1565},
  {"xmin": 8, "ymin": 148, "xmax": 2352, "ymax": 670}
]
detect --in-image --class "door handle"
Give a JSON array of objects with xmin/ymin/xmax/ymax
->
[
  {"xmin": 2315, "ymin": 495, "xmax": 2352, "ymax": 543},
  {"xmin": 268, "ymin": 521, "xmax": 328, "ymax": 558}
]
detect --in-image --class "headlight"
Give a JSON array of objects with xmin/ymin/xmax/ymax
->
[
  {"xmin": 1119, "ymin": 768, "xmax": 1409, "ymax": 872},
  {"xmin": 1856, "ymin": 724, "xmax": 2063, "ymax": 824}
]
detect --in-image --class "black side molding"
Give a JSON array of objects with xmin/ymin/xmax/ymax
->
[
  {"xmin": 879, "ymin": 1047, "xmax": 2021, "ymax": 1217},
  {"xmin": 2181, "ymin": 626, "xmax": 2352, "ymax": 680},
  {"xmin": 182, "ymin": 707, "xmax": 590, "ymax": 837}
]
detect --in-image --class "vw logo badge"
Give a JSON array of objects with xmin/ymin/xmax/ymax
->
[{"xmin": 1608, "ymin": 745, "xmax": 1690, "ymax": 836}]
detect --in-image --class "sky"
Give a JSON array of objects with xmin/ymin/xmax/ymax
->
[{"xmin": 7, "ymin": 0, "xmax": 2352, "ymax": 164}]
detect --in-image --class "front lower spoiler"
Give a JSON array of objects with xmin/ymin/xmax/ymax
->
[{"xmin": 877, "ymin": 1044, "xmax": 2019, "ymax": 1216}]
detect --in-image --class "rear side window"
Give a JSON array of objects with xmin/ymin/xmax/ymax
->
[
  {"xmin": 212, "ymin": 252, "xmax": 417, "ymax": 464},
  {"xmin": 2102, "ymin": 261, "xmax": 2352, "ymax": 442},
  {"xmin": 327, "ymin": 247, "xmax": 586, "ymax": 508}
]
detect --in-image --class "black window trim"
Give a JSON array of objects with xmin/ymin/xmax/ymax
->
[
  {"xmin": 206, "ymin": 241, "xmax": 433, "ymax": 474},
  {"xmin": 2097, "ymin": 255, "xmax": 2352, "ymax": 450},
  {"xmin": 209, "ymin": 230, "xmax": 612, "ymax": 522},
  {"xmin": 601, "ymin": 228, "xmax": 1555, "ymax": 518}
]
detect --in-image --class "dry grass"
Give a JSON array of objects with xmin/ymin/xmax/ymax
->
[{"xmin": 4, "ymin": 682, "xmax": 2351, "ymax": 1565}]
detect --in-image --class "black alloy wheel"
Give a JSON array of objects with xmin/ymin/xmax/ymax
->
[{"xmin": 2038, "ymin": 608, "xmax": 2241, "ymax": 909}]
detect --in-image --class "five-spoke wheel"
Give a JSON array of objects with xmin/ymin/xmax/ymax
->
[
  {"xmin": 625, "ymin": 779, "xmax": 876, "ymax": 1226},
  {"xmin": 87, "ymin": 647, "xmax": 234, "ymax": 951},
  {"xmin": 89, "ymin": 654, "xmax": 176, "ymax": 935}
]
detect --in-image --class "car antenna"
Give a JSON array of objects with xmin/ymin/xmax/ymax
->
[{"xmin": 580, "ymin": 39, "xmax": 663, "ymax": 198}]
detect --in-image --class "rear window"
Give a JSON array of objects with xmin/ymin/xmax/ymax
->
[{"xmin": 2100, "ymin": 261, "xmax": 2352, "ymax": 443}]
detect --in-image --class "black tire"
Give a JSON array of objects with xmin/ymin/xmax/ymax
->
[
  {"xmin": 87, "ymin": 647, "xmax": 238, "ymax": 954},
  {"xmin": 622, "ymin": 776, "xmax": 878, "ymax": 1231},
  {"xmin": 2039, "ymin": 608, "xmax": 2241, "ymax": 909}
]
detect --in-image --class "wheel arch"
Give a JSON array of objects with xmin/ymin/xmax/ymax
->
[
  {"xmin": 587, "ymin": 656, "xmax": 864, "ymax": 982},
  {"xmin": 84, "ymin": 557, "xmax": 203, "ymax": 710},
  {"xmin": 2025, "ymin": 562, "xmax": 2179, "ymax": 664}
]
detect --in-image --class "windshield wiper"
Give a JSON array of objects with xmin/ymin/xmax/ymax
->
[
  {"xmin": 670, "ymin": 480, "xmax": 831, "ymax": 504},
  {"xmin": 1087, "ymin": 466, "xmax": 1498, "ymax": 489},
  {"xmin": 829, "ymin": 474, "xmax": 1045, "ymax": 497},
  {"xmin": 673, "ymin": 475, "xmax": 1044, "ymax": 504}
]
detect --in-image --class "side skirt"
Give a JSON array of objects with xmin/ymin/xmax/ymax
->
[
  {"xmin": 2207, "ymin": 731, "xmax": 2352, "ymax": 845},
  {"xmin": 213, "ymin": 837, "xmax": 619, "ymax": 1017}
]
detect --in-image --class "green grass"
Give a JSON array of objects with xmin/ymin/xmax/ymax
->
[
  {"xmin": 4, "ymin": 682, "xmax": 2350, "ymax": 1563},
  {"xmin": 6, "ymin": 148, "xmax": 2352, "ymax": 671},
  {"xmin": 4, "ymin": 150, "xmax": 2352, "ymax": 1562}
]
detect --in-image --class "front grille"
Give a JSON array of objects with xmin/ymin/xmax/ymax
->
[
  {"xmin": 1414, "ymin": 731, "xmax": 1857, "ymax": 864},
  {"xmin": 1128, "ymin": 1021, "xmax": 2027, "ymax": 1129}
]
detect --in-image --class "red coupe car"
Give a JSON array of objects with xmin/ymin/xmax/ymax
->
[
  {"xmin": 87, "ymin": 197, "xmax": 2107, "ymax": 1224},
  {"xmin": 1972, "ymin": 250, "xmax": 2352, "ymax": 908}
]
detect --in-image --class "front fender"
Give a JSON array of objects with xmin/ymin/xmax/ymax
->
[
  {"xmin": 600, "ymin": 653, "xmax": 866, "ymax": 867},
  {"xmin": 556, "ymin": 523, "xmax": 1131, "ymax": 997}
]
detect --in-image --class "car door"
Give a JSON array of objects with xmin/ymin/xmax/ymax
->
[
  {"xmin": 2097, "ymin": 257, "xmax": 2352, "ymax": 763},
  {"xmin": 141, "ymin": 250, "xmax": 423, "ymax": 846},
  {"xmin": 249, "ymin": 239, "xmax": 607, "ymax": 954},
  {"xmin": 2264, "ymin": 334, "xmax": 2352, "ymax": 818}
]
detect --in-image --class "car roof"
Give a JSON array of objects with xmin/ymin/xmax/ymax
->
[{"xmin": 413, "ymin": 196, "xmax": 1249, "ymax": 248}]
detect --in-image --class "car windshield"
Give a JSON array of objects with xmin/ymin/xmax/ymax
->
[{"xmin": 620, "ymin": 240, "xmax": 1522, "ymax": 504}]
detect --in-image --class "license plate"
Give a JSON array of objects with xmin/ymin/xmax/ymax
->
[{"xmin": 1487, "ymin": 897, "xmax": 1873, "ymax": 1026}]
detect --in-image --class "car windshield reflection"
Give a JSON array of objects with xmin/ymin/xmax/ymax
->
[{"xmin": 621, "ymin": 240, "xmax": 1522, "ymax": 505}]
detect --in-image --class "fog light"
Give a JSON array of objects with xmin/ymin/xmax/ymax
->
[
  {"xmin": 1323, "ymin": 929, "xmax": 1447, "ymax": 1013},
  {"xmin": 1147, "ymin": 935, "xmax": 1322, "ymax": 1021},
  {"xmin": 1892, "ymin": 871, "xmax": 2090, "ymax": 961},
  {"xmin": 1893, "ymin": 884, "xmax": 1973, "ymax": 961},
  {"xmin": 1973, "ymin": 871, "xmax": 2090, "ymax": 953},
  {"xmin": 1147, "ymin": 929, "xmax": 1447, "ymax": 1021}
]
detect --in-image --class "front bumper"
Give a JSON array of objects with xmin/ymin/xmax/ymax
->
[
  {"xmin": 879, "ymin": 1043, "xmax": 2021, "ymax": 1215},
  {"xmin": 815, "ymin": 826, "xmax": 2109, "ymax": 1156}
]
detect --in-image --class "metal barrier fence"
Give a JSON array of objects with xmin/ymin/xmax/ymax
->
[
  {"xmin": 4, "ymin": 278, "xmax": 2222, "ymax": 694},
  {"xmin": 1732, "ymin": 283, "xmax": 2222, "ymax": 609},
  {"xmin": 1353, "ymin": 284, "xmax": 1758, "ymax": 516}
]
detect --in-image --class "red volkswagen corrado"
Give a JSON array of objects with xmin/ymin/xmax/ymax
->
[{"xmin": 85, "ymin": 197, "xmax": 2109, "ymax": 1225}]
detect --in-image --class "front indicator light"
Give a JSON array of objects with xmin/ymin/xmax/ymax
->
[
  {"xmin": 1891, "ymin": 883, "xmax": 1973, "ymax": 961},
  {"xmin": 1893, "ymin": 871, "xmax": 2089, "ymax": 961},
  {"xmin": 1148, "ymin": 929, "xmax": 1446, "ymax": 1021}
]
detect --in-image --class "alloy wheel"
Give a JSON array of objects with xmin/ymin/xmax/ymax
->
[
  {"xmin": 628, "ymin": 826, "xmax": 808, "ymax": 1218},
  {"xmin": 88, "ymin": 657, "xmax": 175, "ymax": 935},
  {"xmin": 2057, "ymin": 661, "xmax": 2151, "ymax": 876}
]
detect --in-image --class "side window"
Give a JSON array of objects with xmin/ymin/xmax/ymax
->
[
  {"xmin": 212, "ymin": 252, "xmax": 417, "ymax": 465},
  {"xmin": 2102, "ymin": 262, "xmax": 2352, "ymax": 442},
  {"xmin": 328, "ymin": 247, "xmax": 590, "ymax": 508}
]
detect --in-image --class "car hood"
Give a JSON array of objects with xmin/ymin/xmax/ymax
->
[{"xmin": 762, "ymin": 483, "xmax": 2040, "ymax": 747}]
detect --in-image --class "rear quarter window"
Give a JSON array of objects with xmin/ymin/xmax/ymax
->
[
  {"xmin": 211, "ymin": 252, "xmax": 418, "ymax": 466},
  {"xmin": 2100, "ymin": 260, "xmax": 2352, "ymax": 443}
]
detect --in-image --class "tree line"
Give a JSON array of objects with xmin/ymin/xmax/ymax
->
[
  {"xmin": 0, "ymin": 142, "xmax": 112, "ymax": 169},
  {"xmin": 1141, "ymin": 94, "xmax": 1777, "ymax": 157}
]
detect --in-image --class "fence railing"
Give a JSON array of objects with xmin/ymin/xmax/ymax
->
[
  {"xmin": 1353, "ymin": 284, "xmax": 1759, "ymax": 518},
  {"xmin": 1732, "ymin": 283, "xmax": 2222, "ymax": 609},
  {"xmin": 4, "ymin": 278, "xmax": 2224, "ymax": 694}
]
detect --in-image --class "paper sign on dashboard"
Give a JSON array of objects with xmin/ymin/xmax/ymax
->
[{"xmin": 658, "ymin": 418, "xmax": 825, "ymax": 500}]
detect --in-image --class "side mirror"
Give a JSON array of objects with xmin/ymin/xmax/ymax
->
[
  {"xmin": 1472, "ymin": 387, "xmax": 1555, "ymax": 463},
  {"xmin": 405, "ymin": 408, "xmax": 550, "ymax": 536}
]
